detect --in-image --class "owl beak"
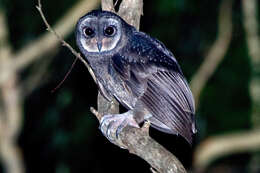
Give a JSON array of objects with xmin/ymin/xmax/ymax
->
[{"xmin": 97, "ymin": 42, "xmax": 102, "ymax": 52}]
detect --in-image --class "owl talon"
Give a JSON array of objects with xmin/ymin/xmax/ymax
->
[
  {"xmin": 116, "ymin": 119, "xmax": 129, "ymax": 138},
  {"xmin": 100, "ymin": 111, "xmax": 139, "ymax": 147}
]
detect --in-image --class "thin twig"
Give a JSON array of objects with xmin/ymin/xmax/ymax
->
[
  {"xmin": 0, "ymin": 0, "xmax": 99, "ymax": 86},
  {"xmin": 51, "ymin": 58, "xmax": 78, "ymax": 93},
  {"xmin": 114, "ymin": 0, "xmax": 120, "ymax": 9},
  {"xmin": 36, "ymin": 0, "xmax": 96, "ymax": 83},
  {"xmin": 90, "ymin": 107, "xmax": 102, "ymax": 121}
]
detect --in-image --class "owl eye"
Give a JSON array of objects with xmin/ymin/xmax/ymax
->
[
  {"xmin": 104, "ymin": 26, "xmax": 115, "ymax": 36},
  {"xmin": 84, "ymin": 27, "xmax": 95, "ymax": 37}
]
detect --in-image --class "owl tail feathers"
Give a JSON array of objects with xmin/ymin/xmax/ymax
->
[
  {"xmin": 148, "ymin": 117, "xmax": 196, "ymax": 145},
  {"xmin": 192, "ymin": 121, "xmax": 197, "ymax": 134}
]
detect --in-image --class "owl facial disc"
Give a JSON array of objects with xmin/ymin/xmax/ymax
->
[{"xmin": 77, "ymin": 16, "xmax": 122, "ymax": 53}]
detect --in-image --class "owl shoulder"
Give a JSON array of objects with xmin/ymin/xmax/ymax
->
[{"xmin": 126, "ymin": 30, "xmax": 181, "ymax": 72}]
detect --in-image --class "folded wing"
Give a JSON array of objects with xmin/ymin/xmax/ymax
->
[{"xmin": 111, "ymin": 30, "xmax": 196, "ymax": 143}]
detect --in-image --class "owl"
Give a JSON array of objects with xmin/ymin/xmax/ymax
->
[{"xmin": 76, "ymin": 10, "xmax": 196, "ymax": 144}]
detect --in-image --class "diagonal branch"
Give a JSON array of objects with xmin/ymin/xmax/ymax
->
[
  {"xmin": 190, "ymin": 0, "xmax": 233, "ymax": 107},
  {"xmin": 0, "ymin": 0, "xmax": 99, "ymax": 85},
  {"xmin": 90, "ymin": 107, "xmax": 187, "ymax": 173},
  {"xmin": 36, "ymin": 0, "xmax": 96, "ymax": 83}
]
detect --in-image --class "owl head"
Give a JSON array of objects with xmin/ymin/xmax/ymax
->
[{"xmin": 76, "ymin": 10, "xmax": 131, "ymax": 56}]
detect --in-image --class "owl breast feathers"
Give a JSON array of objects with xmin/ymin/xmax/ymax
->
[{"xmin": 76, "ymin": 10, "xmax": 196, "ymax": 144}]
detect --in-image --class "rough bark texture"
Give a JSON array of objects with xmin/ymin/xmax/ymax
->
[
  {"xmin": 120, "ymin": 126, "xmax": 187, "ymax": 173},
  {"xmin": 117, "ymin": 0, "xmax": 143, "ymax": 30},
  {"xmin": 95, "ymin": 1, "xmax": 187, "ymax": 173}
]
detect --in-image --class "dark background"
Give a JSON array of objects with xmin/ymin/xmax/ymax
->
[{"xmin": 1, "ymin": 0, "xmax": 257, "ymax": 172}]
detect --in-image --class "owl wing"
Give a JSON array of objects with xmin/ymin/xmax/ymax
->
[{"xmin": 111, "ymin": 31, "xmax": 196, "ymax": 143}]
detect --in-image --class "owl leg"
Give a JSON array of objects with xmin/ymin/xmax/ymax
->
[{"xmin": 100, "ymin": 110, "xmax": 139, "ymax": 147}]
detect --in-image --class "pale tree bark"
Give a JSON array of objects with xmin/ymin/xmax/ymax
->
[{"xmin": 0, "ymin": 11, "xmax": 25, "ymax": 173}]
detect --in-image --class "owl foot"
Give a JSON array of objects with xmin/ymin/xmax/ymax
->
[{"xmin": 100, "ymin": 111, "xmax": 139, "ymax": 148}]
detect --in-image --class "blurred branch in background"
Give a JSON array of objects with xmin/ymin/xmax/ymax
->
[
  {"xmin": 193, "ymin": 129, "xmax": 260, "ymax": 172},
  {"xmin": 0, "ymin": 0, "xmax": 99, "ymax": 86},
  {"xmin": 193, "ymin": 0, "xmax": 260, "ymax": 172},
  {"xmin": 0, "ymin": 10, "xmax": 24, "ymax": 173},
  {"xmin": 0, "ymin": 0, "xmax": 99, "ymax": 173},
  {"xmin": 242, "ymin": 0, "xmax": 260, "ymax": 132},
  {"xmin": 242, "ymin": 0, "xmax": 260, "ymax": 172},
  {"xmin": 190, "ymin": 0, "xmax": 233, "ymax": 107}
]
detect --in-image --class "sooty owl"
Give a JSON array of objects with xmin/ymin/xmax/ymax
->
[{"xmin": 76, "ymin": 10, "xmax": 196, "ymax": 144}]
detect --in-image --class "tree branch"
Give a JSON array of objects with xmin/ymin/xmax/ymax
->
[
  {"xmin": 36, "ymin": 0, "xmax": 97, "ymax": 83},
  {"xmin": 193, "ymin": 129, "xmax": 260, "ymax": 172},
  {"xmin": 90, "ymin": 107, "xmax": 187, "ymax": 173},
  {"xmin": 0, "ymin": 10, "xmax": 25, "ymax": 173},
  {"xmin": 0, "ymin": 0, "xmax": 99, "ymax": 86},
  {"xmin": 242, "ymin": 0, "xmax": 260, "ymax": 66},
  {"xmin": 190, "ymin": 0, "xmax": 233, "ymax": 107},
  {"xmin": 101, "ymin": 0, "xmax": 115, "ymax": 12},
  {"xmin": 118, "ymin": 0, "xmax": 143, "ymax": 30},
  {"xmin": 242, "ymin": 0, "xmax": 260, "ymax": 127},
  {"xmin": 242, "ymin": 0, "xmax": 260, "ymax": 171}
]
